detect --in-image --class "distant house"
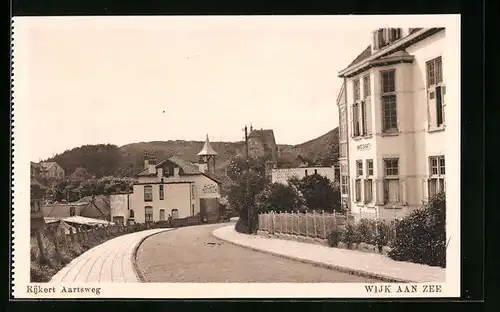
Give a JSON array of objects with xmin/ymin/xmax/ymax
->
[
  {"xmin": 42, "ymin": 195, "xmax": 111, "ymax": 221},
  {"xmin": 34, "ymin": 161, "xmax": 65, "ymax": 180},
  {"xmin": 111, "ymin": 135, "xmax": 222, "ymax": 225},
  {"xmin": 248, "ymin": 127, "xmax": 278, "ymax": 165},
  {"xmin": 30, "ymin": 179, "xmax": 46, "ymax": 232},
  {"xmin": 279, "ymin": 155, "xmax": 312, "ymax": 169},
  {"xmin": 271, "ymin": 166, "xmax": 337, "ymax": 186}
]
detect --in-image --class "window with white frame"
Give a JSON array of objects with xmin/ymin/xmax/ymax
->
[
  {"xmin": 426, "ymin": 57, "xmax": 445, "ymax": 128},
  {"xmin": 159, "ymin": 184, "xmax": 164, "ymax": 200},
  {"xmin": 339, "ymin": 106, "xmax": 348, "ymax": 142},
  {"xmin": 383, "ymin": 158, "xmax": 400, "ymax": 203},
  {"xmin": 364, "ymin": 159, "xmax": 374, "ymax": 203},
  {"xmin": 355, "ymin": 179, "xmax": 362, "ymax": 202},
  {"xmin": 341, "ymin": 175, "xmax": 349, "ymax": 195},
  {"xmin": 428, "ymin": 156, "xmax": 446, "ymax": 198},
  {"xmin": 191, "ymin": 184, "xmax": 196, "ymax": 199},
  {"xmin": 340, "ymin": 164, "xmax": 349, "ymax": 196},
  {"xmin": 355, "ymin": 160, "xmax": 363, "ymax": 202},
  {"xmin": 381, "ymin": 70, "xmax": 398, "ymax": 132},
  {"xmin": 144, "ymin": 185, "xmax": 153, "ymax": 202},
  {"xmin": 159, "ymin": 209, "xmax": 165, "ymax": 221},
  {"xmin": 353, "ymin": 79, "xmax": 361, "ymax": 102},
  {"xmin": 356, "ymin": 160, "xmax": 363, "ymax": 176},
  {"xmin": 352, "ymin": 102, "xmax": 361, "ymax": 137},
  {"xmin": 363, "ymin": 74, "xmax": 371, "ymax": 98},
  {"xmin": 145, "ymin": 206, "xmax": 153, "ymax": 222}
]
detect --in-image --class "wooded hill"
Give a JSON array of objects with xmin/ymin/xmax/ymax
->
[{"xmin": 42, "ymin": 127, "xmax": 339, "ymax": 179}]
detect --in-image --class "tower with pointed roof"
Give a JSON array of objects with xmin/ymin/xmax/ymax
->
[{"xmin": 197, "ymin": 134, "xmax": 218, "ymax": 174}]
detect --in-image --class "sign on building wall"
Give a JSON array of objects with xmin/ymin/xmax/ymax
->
[
  {"xmin": 357, "ymin": 143, "xmax": 371, "ymax": 151},
  {"xmin": 202, "ymin": 184, "xmax": 218, "ymax": 194}
]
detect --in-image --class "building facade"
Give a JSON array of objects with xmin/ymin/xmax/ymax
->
[
  {"xmin": 271, "ymin": 166, "xmax": 337, "ymax": 186},
  {"xmin": 111, "ymin": 136, "xmax": 222, "ymax": 224},
  {"xmin": 248, "ymin": 127, "xmax": 278, "ymax": 164},
  {"xmin": 337, "ymin": 28, "xmax": 447, "ymax": 220},
  {"xmin": 31, "ymin": 161, "xmax": 65, "ymax": 180}
]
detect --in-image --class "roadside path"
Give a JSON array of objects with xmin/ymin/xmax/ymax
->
[
  {"xmin": 50, "ymin": 228, "xmax": 171, "ymax": 283},
  {"xmin": 213, "ymin": 225, "xmax": 446, "ymax": 283}
]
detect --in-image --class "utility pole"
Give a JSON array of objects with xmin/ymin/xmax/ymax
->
[{"xmin": 244, "ymin": 125, "xmax": 251, "ymax": 233}]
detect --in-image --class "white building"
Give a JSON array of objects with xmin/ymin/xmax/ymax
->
[
  {"xmin": 337, "ymin": 28, "xmax": 448, "ymax": 220},
  {"xmin": 271, "ymin": 166, "xmax": 336, "ymax": 185},
  {"xmin": 110, "ymin": 135, "xmax": 221, "ymax": 224}
]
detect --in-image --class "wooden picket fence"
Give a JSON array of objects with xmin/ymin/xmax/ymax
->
[{"xmin": 257, "ymin": 211, "xmax": 350, "ymax": 239}]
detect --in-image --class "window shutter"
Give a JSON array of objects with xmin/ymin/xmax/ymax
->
[
  {"xmin": 375, "ymin": 179, "xmax": 384, "ymax": 205},
  {"xmin": 442, "ymin": 85, "xmax": 446, "ymax": 124},
  {"xmin": 422, "ymin": 178, "xmax": 428, "ymax": 200},
  {"xmin": 400, "ymin": 178, "xmax": 407, "ymax": 204},
  {"xmin": 428, "ymin": 88, "xmax": 437, "ymax": 129},
  {"xmin": 351, "ymin": 178, "xmax": 356, "ymax": 201},
  {"xmin": 359, "ymin": 102, "xmax": 364, "ymax": 135},
  {"xmin": 350, "ymin": 105, "xmax": 355, "ymax": 137},
  {"xmin": 365, "ymin": 98, "xmax": 372, "ymax": 135}
]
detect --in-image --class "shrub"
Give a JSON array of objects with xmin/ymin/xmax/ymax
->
[
  {"xmin": 326, "ymin": 230, "xmax": 341, "ymax": 247},
  {"xmin": 388, "ymin": 192, "xmax": 446, "ymax": 267},
  {"xmin": 356, "ymin": 219, "xmax": 376, "ymax": 245},
  {"xmin": 339, "ymin": 219, "xmax": 359, "ymax": 248},
  {"xmin": 374, "ymin": 221, "xmax": 393, "ymax": 252}
]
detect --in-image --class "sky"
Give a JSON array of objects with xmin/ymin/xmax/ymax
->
[{"xmin": 14, "ymin": 16, "xmax": 375, "ymax": 161}]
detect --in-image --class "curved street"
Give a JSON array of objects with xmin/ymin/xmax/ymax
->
[{"xmin": 135, "ymin": 223, "xmax": 378, "ymax": 283}]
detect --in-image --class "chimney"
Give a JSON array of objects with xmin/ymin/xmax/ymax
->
[
  {"xmin": 148, "ymin": 158, "xmax": 157, "ymax": 174},
  {"xmin": 144, "ymin": 152, "xmax": 150, "ymax": 169}
]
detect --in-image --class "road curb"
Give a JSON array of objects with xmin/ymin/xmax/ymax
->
[
  {"xmin": 211, "ymin": 227, "xmax": 413, "ymax": 283},
  {"xmin": 132, "ymin": 228, "xmax": 175, "ymax": 283}
]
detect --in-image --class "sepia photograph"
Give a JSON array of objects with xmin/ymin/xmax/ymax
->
[{"xmin": 12, "ymin": 15, "xmax": 461, "ymax": 298}]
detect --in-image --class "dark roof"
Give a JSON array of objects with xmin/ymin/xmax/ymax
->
[
  {"xmin": 348, "ymin": 45, "xmax": 372, "ymax": 67},
  {"xmin": 165, "ymin": 156, "xmax": 201, "ymax": 174},
  {"xmin": 40, "ymin": 162, "xmax": 59, "ymax": 170},
  {"xmin": 77, "ymin": 195, "xmax": 111, "ymax": 217},
  {"xmin": 248, "ymin": 129, "xmax": 276, "ymax": 145}
]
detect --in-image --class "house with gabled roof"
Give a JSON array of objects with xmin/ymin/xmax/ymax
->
[
  {"xmin": 337, "ymin": 27, "xmax": 450, "ymax": 220},
  {"xmin": 33, "ymin": 161, "xmax": 65, "ymax": 180},
  {"xmin": 111, "ymin": 135, "xmax": 222, "ymax": 225}
]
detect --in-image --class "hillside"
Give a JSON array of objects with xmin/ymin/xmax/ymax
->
[{"xmin": 43, "ymin": 127, "xmax": 339, "ymax": 179}]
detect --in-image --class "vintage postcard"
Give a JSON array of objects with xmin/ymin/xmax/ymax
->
[{"xmin": 11, "ymin": 15, "xmax": 461, "ymax": 299}]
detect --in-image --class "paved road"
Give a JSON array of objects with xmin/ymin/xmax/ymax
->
[{"xmin": 136, "ymin": 224, "xmax": 378, "ymax": 283}]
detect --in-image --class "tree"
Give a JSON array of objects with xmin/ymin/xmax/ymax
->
[
  {"xmin": 255, "ymin": 183, "xmax": 302, "ymax": 213},
  {"xmin": 294, "ymin": 174, "xmax": 341, "ymax": 213},
  {"xmin": 229, "ymin": 170, "xmax": 266, "ymax": 234},
  {"xmin": 44, "ymin": 144, "xmax": 123, "ymax": 178},
  {"xmin": 70, "ymin": 167, "xmax": 94, "ymax": 180},
  {"xmin": 226, "ymin": 156, "xmax": 247, "ymax": 182}
]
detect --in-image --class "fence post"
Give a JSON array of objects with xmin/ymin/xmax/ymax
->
[
  {"xmin": 313, "ymin": 210, "xmax": 317, "ymax": 238},
  {"xmin": 291, "ymin": 210, "xmax": 294, "ymax": 235},
  {"xmin": 62, "ymin": 230, "xmax": 69, "ymax": 250},
  {"xmin": 305, "ymin": 211, "xmax": 308, "ymax": 237},
  {"xmin": 271, "ymin": 211, "xmax": 275, "ymax": 234},
  {"xmin": 49, "ymin": 229, "xmax": 63, "ymax": 262},
  {"xmin": 280, "ymin": 212, "xmax": 283, "ymax": 234},
  {"xmin": 285, "ymin": 212, "xmax": 288, "ymax": 234},
  {"xmin": 297, "ymin": 210, "xmax": 300, "ymax": 236},
  {"xmin": 35, "ymin": 231, "xmax": 48, "ymax": 265},
  {"xmin": 322, "ymin": 210, "xmax": 326, "ymax": 239}
]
